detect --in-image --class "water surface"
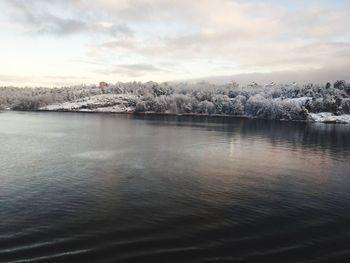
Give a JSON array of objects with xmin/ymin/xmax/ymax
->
[{"xmin": 1, "ymin": 112, "xmax": 350, "ymax": 263}]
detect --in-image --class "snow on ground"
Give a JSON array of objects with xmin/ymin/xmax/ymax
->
[
  {"xmin": 275, "ymin": 97, "xmax": 312, "ymax": 105},
  {"xmin": 309, "ymin": 113, "xmax": 350, "ymax": 123},
  {"xmin": 40, "ymin": 94, "xmax": 136, "ymax": 113},
  {"xmin": 39, "ymin": 94, "xmax": 350, "ymax": 124}
]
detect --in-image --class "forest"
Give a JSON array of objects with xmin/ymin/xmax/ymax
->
[{"xmin": 1, "ymin": 81, "xmax": 350, "ymax": 121}]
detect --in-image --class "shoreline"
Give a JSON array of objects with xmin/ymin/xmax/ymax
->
[{"xmin": 5, "ymin": 109, "xmax": 350, "ymax": 124}]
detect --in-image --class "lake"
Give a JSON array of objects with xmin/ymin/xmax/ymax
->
[{"xmin": 1, "ymin": 111, "xmax": 350, "ymax": 263}]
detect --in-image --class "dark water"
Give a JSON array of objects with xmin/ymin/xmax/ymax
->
[{"xmin": 1, "ymin": 112, "xmax": 350, "ymax": 263}]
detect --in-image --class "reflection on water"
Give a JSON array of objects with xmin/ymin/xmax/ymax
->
[{"xmin": 0, "ymin": 112, "xmax": 350, "ymax": 263}]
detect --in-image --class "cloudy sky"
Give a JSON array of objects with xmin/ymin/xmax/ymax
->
[{"xmin": 0, "ymin": 0, "xmax": 349, "ymax": 86}]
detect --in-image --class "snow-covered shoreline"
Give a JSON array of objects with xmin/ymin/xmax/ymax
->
[
  {"xmin": 36, "ymin": 94, "xmax": 350, "ymax": 124},
  {"xmin": 308, "ymin": 112, "xmax": 350, "ymax": 124},
  {"xmin": 37, "ymin": 109, "xmax": 350, "ymax": 124},
  {"xmin": 2, "ymin": 80, "xmax": 350, "ymax": 123},
  {"xmin": 41, "ymin": 94, "xmax": 136, "ymax": 113}
]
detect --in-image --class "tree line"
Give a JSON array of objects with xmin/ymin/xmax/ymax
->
[{"xmin": 1, "ymin": 81, "xmax": 349, "ymax": 120}]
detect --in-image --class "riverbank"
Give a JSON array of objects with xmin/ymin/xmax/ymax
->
[
  {"xmin": 14, "ymin": 108, "xmax": 349, "ymax": 124},
  {"xmin": 2, "ymin": 81, "xmax": 350, "ymax": 123}
]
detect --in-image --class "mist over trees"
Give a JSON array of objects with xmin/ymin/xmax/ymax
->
[{"xmin": 1, "ymin": 80, "xmax": 350, "ymax": 121}]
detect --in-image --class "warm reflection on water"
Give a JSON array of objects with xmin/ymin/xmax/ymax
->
[{"xmin": 0, "ymin": 112, "xmax": 350, "ymax": 263}]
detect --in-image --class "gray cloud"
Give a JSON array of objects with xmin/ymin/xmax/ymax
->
[
  {"xmin": 110, "ymin": 24, "xmax": 134, "ymax": 37},
  {"xmin": 118, "ymin": 63, "xmax": 161, "ymax": 72},
  {"xmin": 76, "ymin": 0, "xmax": 197, "ymax": 22},
  {"xmin": 100, "ymin": 39, "xmax": 137, "ymax": 49},
  {"xmin": 33, "ymin": 14, "xmax": 87, "ymax": 35},
  {"xmin": 94, "ymin": 63, "xmax": 166, "ymax": 78},
  {"xmin": 5, "ymin": 0, "xmax": 133, "ymax": 36},
  {"xmin": 192, "ymin": 63, "xmax": 350, "ymax": 85}
]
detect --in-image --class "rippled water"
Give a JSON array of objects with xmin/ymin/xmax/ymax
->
[{"xmin": 1, "ymin": 111, "xmax": 350, "ymax": 263}]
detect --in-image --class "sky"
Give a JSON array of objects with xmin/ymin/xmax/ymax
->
[{"xmin": 0, "ymin": 0, "xmax": 349, "ymax": 87}]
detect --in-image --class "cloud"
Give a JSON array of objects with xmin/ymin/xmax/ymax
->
[
  {"xmin": 0, "ymin": 0, "xmax": 349, "ymax": 85},
  {"xmin": 110, "ymin": 24, "xmax": 134, "ymax": 36},
  {"xmin": 279, "ymin": 7, "xmax": 350, "ymax": 40},
  {"xmin": 193, "ymin": 63, "xmax": 350, "ymax": 85},
  {"xmin": 100, "ymin": 39, "xmax": 137, "ymax": 49},
  {"xmin": 96, "ymin": 63, "xmax": 166, "ymax": 78},
  {"xmin": 0, "ymin": 74, "xmax": 31, "ymax": 82},
  {"xmin": 4, "ymin": 0, "xmax": 133, "ymax": 36},
  {"xmin": 44, "ymin": 75, "xmax": 90, "ymax": 80},
  {"xmin": 117, "ymin": 63, "xmax": 161, "ymax": 72}
]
